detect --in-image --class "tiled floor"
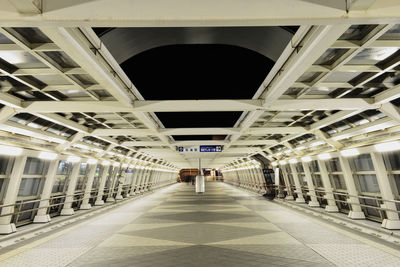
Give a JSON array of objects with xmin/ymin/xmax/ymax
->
[{"xmin": 1, "ymin": 182, "xmax": 400, "ymax": 266}]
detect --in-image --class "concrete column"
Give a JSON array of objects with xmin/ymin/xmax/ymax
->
[
  {"xmin": 128, "ymin": 167, "xmax": 139, "ymax": 195},
  {"xmin": 0, "ymin": 155, "xmax": 27, "ymax": 234},
  {"xmin": 135, "ymin": 168, "xmax": 144, "ymax": 193},
  {"xmin": 115, "ymin": 167, "xmax": 127, "ymax": 200},
  {"xmin": 370, "ymin": 152, "xmax": 400, "ymax": 229},
  {"xmin": 339, "ymin": 156, "xmax": 365, "ymax": 219},
  {"xmin": 281, "ymin": 166, "xmax": 294, "ymax": 200},
  {"xmin": 289, "ymin": 163, "xmax": 305, "ymax": 203},
  {"xmin": 124, "ymin": 170, "xmax": 134, "ymax": 197},
  {"xmin": 248, "ymin": 166, "xmax": 260, "ymax": 191},
  {"xmin": 274, "ymin": 167, "xmax": 285, "ymax": 198},
  {"xmin": 94, "ymin": 165, "xmax": 110, "ymax": 206},
  {"xmin": 60, "ymin": 162, "xmax": 81, "ymax": 216},
  {"xmin": 143, "ymin": 168, "xmax": 152, "ymax": 192},
  {"xmin": 317, "ymin": 160, "xmax": 339, "ymax": 212},
  {"xmin": 80, "ymin": 164, "xmax": 98, "ymax": 210},
  {"xmin": 140, "ymin": 168, "xmax": 149, "ymax": 193},
  {"xmin": 34, "ymin": 159, "xmax": 60, "ymax": 223},
  {"xmin": 106, "ymin": 166, "xmax": 120, "ymax": 202},
  {"xmin": 302, "ymin": 162, "xmax": 320, "ymax": 207}
]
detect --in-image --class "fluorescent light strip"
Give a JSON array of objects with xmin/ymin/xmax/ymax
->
[
  {"xmin": 67, "ymin": 155, "xmax": 81, "ymax": 163},
  {"xmin": 0, "ymin": 145, "xmax": 23, "ymax": 156},
  {"xmin": 374, "ymin": 141, "xmax": 400, "ymax": 152},
  {"xmin": 318, "ymin": 153, "xmax": 331, "ymax": 160},
  {"xmin": 340, "ymin": 148, "xmax": 359, "ymax": 157},
  {"xmin": 87, "ymin": 158, "xmax": 98, "ymax": 165},
  {"xmin": 38, "ymin": 151, "xmax": 58, "ymax": 160}
]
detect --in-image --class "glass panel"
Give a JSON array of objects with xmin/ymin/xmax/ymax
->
[
  {"xmin": 0, "ymin": 156, "xmax": 9, "ymax": 174},
  {"xmin": 56, "ymin": 161, "xmax": 69, "ymax": 175},
  {"xmin": 312, "ymin": 174, "xmax": 324, "ymax": 188},
  {"xmin": 309, "ymin": 161, "xmax": 319, "ymax": 172},
  {"xmin": 357, "ymin": 174, "xmax": 380, "ymax": 193},
  {"xmin": 384, "ymin": 151, "xmax": 400, "ymax": 171},
  {"xmin": 79, "ymin": 163, "xmax": 88, "ymax": 175},
  {"xmin": 75, "ymin": 176, "xmax": 87, "ymax": 191},
  {"xmin": 329, "ymin": 174, "xmax": 347, "ymax": 190},
  {"xmin": 392, "ymin": 174, "xmax": 400, "ymax": 195},
  {"xmin": 52, "ymin": 177, "xmax": 66, "ymax": 193},
  {"xmin": 351, "ymin": 154, "xmax": 374, "ymax": 171},
  {"xmin": 296, "ymin": 163, "xmax": 304, "ymax": 173},
  {"xmin": 327, "ymin": 158, "xmax": 342, "ymax": 172},
  {"xmin": 24, "ymin": 157, "xmax": 45, "ymax": 175},
  {"xmin": 18, "ymin": 178, "xmax": 42, "ymax": 196}
]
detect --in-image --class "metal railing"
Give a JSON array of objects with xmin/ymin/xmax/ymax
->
[{"xmin": 223, "ymin": 179, "xmax": 400, "ymax": 219}]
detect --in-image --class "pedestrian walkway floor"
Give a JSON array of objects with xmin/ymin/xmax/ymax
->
[{"xmin": 1, "ymin": 182, "xmax": 400, "ymax": 266}]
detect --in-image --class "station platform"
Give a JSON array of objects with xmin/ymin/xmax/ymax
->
[{"xmin": 0, "ymin": 182, "xmax": 400, "ymax": 267}]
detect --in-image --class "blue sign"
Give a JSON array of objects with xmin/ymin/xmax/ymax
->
[
  {"xmin": 178, "ymin": 147, "xmax": 184, "ymax": 152},
  {"xmin": 200, "ymin": 145, "xmax": 222, "ymax": 152}
]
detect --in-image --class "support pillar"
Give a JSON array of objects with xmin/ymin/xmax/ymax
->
[
  {"xmin": 281, "ymin": 166, "xmax": 294, "ymax": 200},
  {"xmin": 60, "ymin": 162, "xmax": 81, "ymax": 216},
  {"xmin": 106, "ymin": 166, "xmax": 120, "ymax": 202},
  {"xmin": 370, "ymin": 152, "xmax": 400, "ymax": 229},
  {"xmin": 317, "ymin": 160, "xmax": 339, "ymax": 212},
  {"xmin": 290, "ymin": 163, "xmax": 305, "ymax": 203},
  {"xmin": 0, "ymin": 155, "xmax": 27, "ymax": 234},
  {"xmin": 339, "ymin": 156, "xmax": 365, "ymax": 219},
  {"xmin": 302, "ymin": 162, "xmax": 320, "ymax": 207},
  {"xmin": 80, "ymin": 163, "xmax": 97, "ymax": 210},
  {"xmin": 94, "ymin": 165, "xmax": 110, "ymax": 206},
  {"xmin": 34, "ymin": 159, "xmax": 60, "ymax": 223},
  {"xmin": 115, "ymin": 167, "xmax": 126, "ymax": 200}
]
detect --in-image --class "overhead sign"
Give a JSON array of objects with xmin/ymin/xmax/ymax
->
[
  {"xmin": 199, "ymin": 145, "xmax": 222, "ymax": 152},
  {"xmin": 178, "ymin": 146, "xmax": 199, "ymax": 152},
  {"xmin": 178, "ymin": 145, "xmax": 223, "ymax": 153}
]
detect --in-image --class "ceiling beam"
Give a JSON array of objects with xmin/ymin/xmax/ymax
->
[
  {"xmin": 22, "ymin": 98, "xmax": 377, "ymax": 113},
  {"xmin": 0, "ymin": 0, "xmax": 394, "ymax": 27},
  {"xmin": 92, "ymin": 127, "xmax": 307, "ymax": 137}
]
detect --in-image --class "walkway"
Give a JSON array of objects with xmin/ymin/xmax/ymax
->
[{"xmin": 1, "ymin": 182, "xmax": 400, "ymax": 266}]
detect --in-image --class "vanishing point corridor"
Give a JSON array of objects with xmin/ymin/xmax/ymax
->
[{"xmin": 1, "ymin": 182, "xmax": 400, "ymax": 267}]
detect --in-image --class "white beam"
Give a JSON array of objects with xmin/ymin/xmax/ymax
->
[
  {"xmin": 122, "ymin": 141, "xmax": 165, "ymax": 147},
  {"xmin": 378, "ymin": 103, "xmax": 400, "ymax": 125},
  {"xmin": 247, "ymin": 127, "xmax": 307, "ymax": 135},
  {"xmin": 22, "ymin": 98, "xmax": 376, "ymax": 113},
  {"xmin": 0, "ymin": 92, "xmax": 22, "ymax": 108},
  {"xmin": 331, "ymin": 117, "xmax": 398, "ymax": 141},
  {"xmin": 0, "ymin": 0, "xmax": 396, "ymax": 27},
  {"xmin": 263, "ymin": 25, "xmax": 349, "ymax": 105},
  {"xmin": 40, "ymin": 27, "xmax": 133, "ymax": 106},
  {"xmin": 159, "ymin": 128, "xmax": 240, "ymax": 136},
  {"xmin": 173, "ymin": 140, "xmax": 227, "ymax": 146},
  {"xmin": 233, "ymin": 140, "xmax": 277, "ymax": 146},
  {"xmin": 92, "ymin": 128, "xmax": 154, "ymax": 137},
  {"xmin": 9, "ymin": 0, "xmax": 41, "ymax": 14}
]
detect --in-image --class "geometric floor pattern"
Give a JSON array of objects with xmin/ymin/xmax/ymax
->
[{"xmin": 1, "ymin": 182, "xmax": 400, "ymax": 266}]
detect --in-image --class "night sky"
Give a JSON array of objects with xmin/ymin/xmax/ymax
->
[{"xmin": 119, "ymin": 44, "xmax": 274, "ymax": 139}]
